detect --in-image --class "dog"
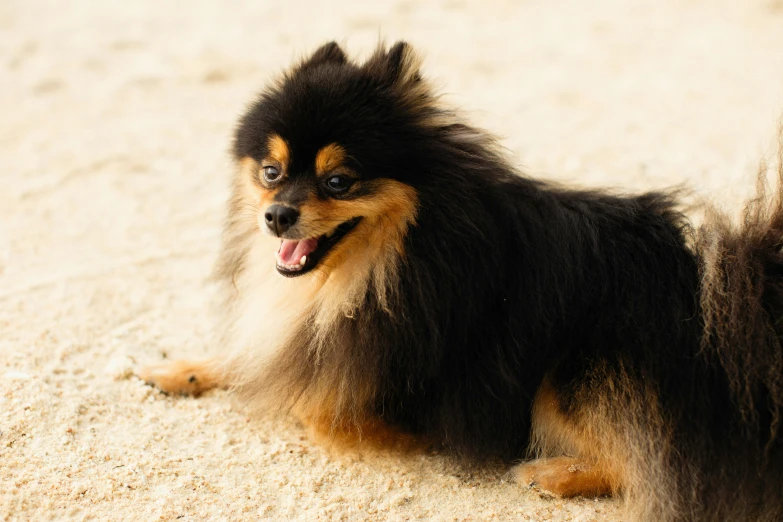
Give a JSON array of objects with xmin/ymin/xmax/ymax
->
[{"xmin": 139, "ymin": 42, "xmax": 783, "ymax": 521}]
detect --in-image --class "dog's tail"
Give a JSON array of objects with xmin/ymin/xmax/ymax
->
[{"xmin": 688, "ymin": 127, "xmax": 783, "ymax": 521}]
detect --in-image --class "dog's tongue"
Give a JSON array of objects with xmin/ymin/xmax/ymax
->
[{"xmin": 277, "ymin": 238, "xmax": 318, "ymax": 265}]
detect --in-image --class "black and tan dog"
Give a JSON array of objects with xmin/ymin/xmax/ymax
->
[{"xmin": 140, "ymin": 42, "xmax": 783, "ymax": 521}]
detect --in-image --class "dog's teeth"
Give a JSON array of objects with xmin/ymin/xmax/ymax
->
[{"xmin": 300, "ymin": 255, "xmax": 307, "ymax": 266}]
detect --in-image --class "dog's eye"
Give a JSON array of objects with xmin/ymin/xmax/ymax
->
[
  {"xmin": 262, "ymin": 166, "xmax": 281, "ymax": 182},
  {"xmin": 325, "ymin": 175, "xmax": 354, "ymax": 194}
]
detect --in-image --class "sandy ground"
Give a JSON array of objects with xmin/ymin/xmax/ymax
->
[{"xmin": 2, "ymin": 0, "xmax": 783, "ymax": 520}]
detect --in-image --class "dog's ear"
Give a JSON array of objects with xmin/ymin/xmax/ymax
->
[
  {"xmin": 363, "ymin": 41, "xmax": 422, "ymax": 88},
  {"xmin": 300, "ymin": 41, "xmax": 348, "ymax": 70}
]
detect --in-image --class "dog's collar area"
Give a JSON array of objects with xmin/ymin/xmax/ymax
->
[{"xmin": 275, "ymin": 217, "xmax": 362, "ymax": 277}]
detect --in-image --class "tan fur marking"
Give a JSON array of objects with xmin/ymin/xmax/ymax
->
[
  {"xmin": 304, "ymin": 417, "xmax": 429, "ymax": 455},
  {"xmin": 267, "ymin": 134, "xmax": 290, "ymax": 169},
  {"xmin": 258, "ymin": 186, "xmax": 278, "ymax": 210},
  {"xmin": 238, "ymin": 155, "xmax": 279, "ymax": 210},
  {"xmin": 314, "ymin": 143, "xmax": 347, "ymax": 175},
  {"xmin": 300, "ymin": 180, "xmax": 418, "ymax": 334},
  {"xmin": 530, "ymin": 380, "xmax": 594, "ymax": 457},
  {"xmin": 293, "ymin": 399, "xmax": 428, "ymax": 455},
  {"xmin": 138, "ymin": 359, "xmax": 225, "ymax": 397},
  {"xmin": 515, "ymin": 456, "xmax": 615, "ymax": 498},
  {"xmin": 297, "ymin": 179, "xmax": 417, "ymax": 261},
  {"xmin": 514, "ymin": 379, "xmax": 625, "ymax": 497}
]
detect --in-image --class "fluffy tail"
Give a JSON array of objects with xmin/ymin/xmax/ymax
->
[
  {"xmin": 698, "ymin": 130, "xmax": 783, "ymax": 438},
  {"xmin": 691, "ymin": 127, "xmax": 783, "ymax": 520}
]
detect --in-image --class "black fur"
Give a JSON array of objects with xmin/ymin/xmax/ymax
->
[{"xmin": 226, "ymin": 42, "xmax": 783, "ymax": 520}]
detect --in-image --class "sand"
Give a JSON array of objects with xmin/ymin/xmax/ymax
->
[{"xmin": 2, "ymin": 0, "xmax": 783, "ymax": 520}]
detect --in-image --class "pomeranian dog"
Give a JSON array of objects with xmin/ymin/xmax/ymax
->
[{"xmin": 140, "ymin": 42, "xmax": 783, "ymax": 521}]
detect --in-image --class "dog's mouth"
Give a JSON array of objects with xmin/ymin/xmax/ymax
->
[{"xmin": 275, "ymin": 217, "xmax": 361, "ymax": 277}]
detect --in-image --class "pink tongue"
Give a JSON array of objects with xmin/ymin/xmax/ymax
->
[{"xmin": 278, "ymin": 238, "xmax": 318, "ymax": 265}]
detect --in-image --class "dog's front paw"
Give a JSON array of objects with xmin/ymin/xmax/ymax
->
[{"xmin": 137, "ymin": 359, "xmax": 222, "ymax": 397}]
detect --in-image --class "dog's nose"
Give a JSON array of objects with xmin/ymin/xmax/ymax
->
[{"xmin": 264, "ymin": 205, "xmax": 299, "ymax": 236}]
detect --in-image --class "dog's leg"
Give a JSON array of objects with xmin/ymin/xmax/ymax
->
[
  {"xmin": 511, "ymin": 378, "xmax": 625, "ymax": 498},
  {"xmin": 137, "ymin": 359, "xmax": 225, "ymax": 397}
]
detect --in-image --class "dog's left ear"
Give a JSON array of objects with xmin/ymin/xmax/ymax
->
[
  {"xmin": 299, "ymin": 41, "xmax": 348, "ymax": 70},
  {"xmin": 364, "ymin": 41, "xmax": 422, "ymax": 88}
]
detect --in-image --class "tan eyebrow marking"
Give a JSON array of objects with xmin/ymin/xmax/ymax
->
[
  {"xmin": 315, "ymin": 143, "xmax": 347, "ymax": 175},
  {"xmin": 267, "ymin": 134, "xmax": 290, "ymax": 168}
]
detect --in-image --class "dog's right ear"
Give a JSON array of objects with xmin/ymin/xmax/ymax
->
[{"xmin": 299, "ymin": 41, "xmax": 348, "ymax": 70}]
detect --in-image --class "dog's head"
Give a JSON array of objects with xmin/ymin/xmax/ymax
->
[{"xmin": 232, "ymin": 41, "xmax": 430, "ymax": 279}]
